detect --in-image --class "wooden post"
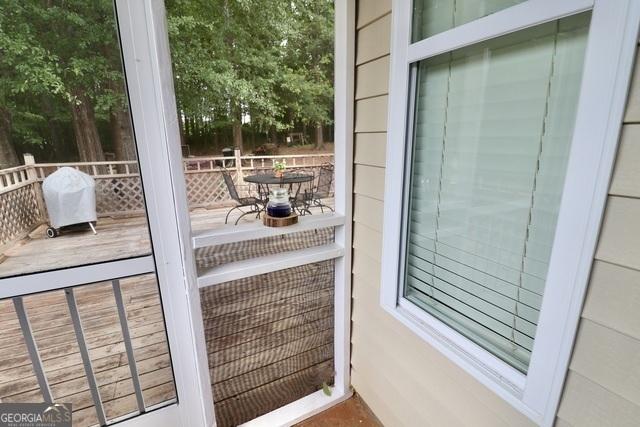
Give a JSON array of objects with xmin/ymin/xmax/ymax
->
[
  {"xmin": 234, "ymin": 148, "xmax": 245, "ymax": 196},
  {"xmin": 23, "ymin": 153, "xmax": 36, "ymax": 181},
  {"xmin": 23, "ymin": 154, "xmax": 47, "ymax": 222}
]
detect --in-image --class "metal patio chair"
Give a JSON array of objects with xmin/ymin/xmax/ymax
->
[
  {"xmin": 288, "ymin": 169, "xmax": 314, "ymax": 216},
  {"xmin": 222, "ymin": 170, "xmax": 265, "ymax": 225},
  {"xmin": 302, "ymin": 163, "xmax": 334, "ymax": 213}
]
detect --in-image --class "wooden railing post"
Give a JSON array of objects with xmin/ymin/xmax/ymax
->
[
  {"xmin": 234, "ymin": 148, "xmax": 246, "ymax": 196},
  {"xmin": 23, "ymin": 153, "xmax": 36, "ymax": 180},
  {"xmin": 23, "ymin": 153, "xmax": 47, "ymax": 222}
]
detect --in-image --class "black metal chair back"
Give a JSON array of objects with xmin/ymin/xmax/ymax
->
[
  {"xmin": 222, "ymin": 170, "xmax": 240, "ymax": 202},
  {"xmin": 316, "ymin": 163, "xmax": 334, "ymax": 194}
]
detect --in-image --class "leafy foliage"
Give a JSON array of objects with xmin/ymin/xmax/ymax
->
[
  {"xmin": 0, "ymin": 0, "xmax": 334, "ymax": 163},
  {"xmin": 166, "ymin": 0, "xmax": 334, "ymax": 136}
]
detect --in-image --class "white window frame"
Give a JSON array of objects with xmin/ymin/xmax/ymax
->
[{"xmin": 380, "ymin": 0, "xmax": 640, "ymax": 425}]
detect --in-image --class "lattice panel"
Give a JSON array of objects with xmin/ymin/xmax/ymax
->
[
  {"xmin": 186, "ymin": 171, "xmax": 236, "ymax": 209},
  {"xmin": 0, "ymin": 166, "xmax": 335, "ymax": 248},
  {"xmin": 95, "ymin": 177, "xmax": 145, "ymax": 216},
  {"xmin": 0, "ymin": 184, "xmax": 44, "ymax": 247}
]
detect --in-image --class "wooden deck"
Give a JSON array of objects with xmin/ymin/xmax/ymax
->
[
  {"xmin": 0, "ymin": 274, "xmax": 175, "ymax": 426},
  {"xmin": 0, "ymin": 205, "xmax": 244, "ymax": 279},
  {"xmin": 0, "ymin": 203, "xmax": 336, "ymax": 426}
]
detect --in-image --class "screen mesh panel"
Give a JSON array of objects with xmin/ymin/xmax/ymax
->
[{"xmin": 201, "ymin": 261, "xmax": 335, "ymax": 427}]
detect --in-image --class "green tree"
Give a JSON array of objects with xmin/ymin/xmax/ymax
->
[
  {"xmin": 0, "ymin": 0, "xmax": 136, "ymax": 165},
  {"xmin": 167, "ymin": 0, "xmax": 291, "ymax": 152},
  {"xmin": 166, "ymin": 0, "xmax": 334, "ymax": 152},
  {"xmin": 36, "ymin": 0, "xmax": 131, "ymax": 162},
  {"xmin": 1, "ymin": 0, "xmax": 335, "ymax": 165},
  {"xmin": 280, "ymin": 0, "xmax": 334, "ymax": 149},
  {"xmin": 0, "ymin": 1, "xmax": 67, "ymax": 167}
]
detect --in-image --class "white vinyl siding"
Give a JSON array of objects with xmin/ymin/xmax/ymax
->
[{"xmin": 352, "ymin": 1, "xmax": 640, "ymax": 425}]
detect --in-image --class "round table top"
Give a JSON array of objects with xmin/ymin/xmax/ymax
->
[{"xmin": 244, "ymin": 172, "xmax": 314, "ymax": 185}]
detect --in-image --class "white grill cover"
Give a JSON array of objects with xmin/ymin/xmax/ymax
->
[{"xmin": 42, "ymin": 167, "xmax": 97, "ymax": 228}]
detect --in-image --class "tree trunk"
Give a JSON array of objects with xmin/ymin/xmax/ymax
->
[
  {"xmin": 0, "ymin": 108, "xmax": 19, "ymax": 169},
  {"xmin": 70, "ymin": 91, "xmax": 104, "ymax": 162},
  {"xmin": 270, "ymin": 126, "xmax": 278, "ymax": 145},
  {"xmin": 315, "ymin": 122, "xmax": 324, "ymax": 150},
  {"xmin": 110, "ymin": 107, "xmax": 136, "ymax": 161},
  {"xmin": 232, "ymin": 121, "xmax": 243, "ymax": 153},
  {"xmin": 184, "ymin": 115, "xmax": 191, "ymax": 141},
  {"xmin": 213, "ymin": 131, "xmax": 220, "ymax": 151},
  {"xmin": 177, "ymin": 112, "xmax": 186, "ymax": 147},
  {"xmin": 43, "ymin": 97, "xmax": 63, "ymax": 161}
]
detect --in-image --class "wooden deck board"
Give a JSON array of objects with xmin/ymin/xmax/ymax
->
[{"xmin": 0, "ymin": 202, "xmax": 333, "ymax": 279}]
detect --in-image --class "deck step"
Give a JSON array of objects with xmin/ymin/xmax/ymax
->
[{"xmin": 197, "ymin": 243, "xmax": 344, "ymax": 288}]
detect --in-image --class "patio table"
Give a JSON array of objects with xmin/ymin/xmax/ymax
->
[{"xmin": 244, "ymin": 172, "xmax": 314, "ymax": 214}]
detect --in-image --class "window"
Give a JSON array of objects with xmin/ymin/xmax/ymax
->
[
  {"xmin": 382, "ymin": 0, "xmax": 640, "ymax": 424},
  {"xmin": 412, "ymin": 0, "xmax": 526, "ymax": 41},
  {"xmin": 404, "ymin": 13, "xmax": 590, "ymax": 374}
]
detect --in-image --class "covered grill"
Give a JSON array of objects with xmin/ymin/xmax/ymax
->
[{"xmin": 42, "ymin": 167, "xmax": 97, "ymax": 237}]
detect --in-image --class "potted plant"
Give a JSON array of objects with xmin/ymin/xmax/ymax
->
[{"xmin": 273, "ymin": 161, "xmax": 286, "ymax": 178}]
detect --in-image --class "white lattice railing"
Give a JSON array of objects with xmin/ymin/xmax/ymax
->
[
  {"xmin": 0, "ymin": 157, "xmax": 46, "ymax": 248},
  {"xmin": 0, "ymin": 165, "xmax": 36, "ymax": 195},
  {"xmin": 0, "ymin": 151, "xmax": 334, "ymax": 248},
  {"xmin": 240, "ymin": 153, "xmax": 333, "ymax": 171}
]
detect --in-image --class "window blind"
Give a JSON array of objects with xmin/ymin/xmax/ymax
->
[
  {"xmin": 412, "ymin": 0, "xmax": 526, "ymax": 42},
  {"xmin": 403, "ymin": 13, "xmax": 590, "ymax": 372}
]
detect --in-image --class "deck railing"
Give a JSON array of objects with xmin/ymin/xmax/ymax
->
[
  {"xmin": 7, "ymin": 276, "xmax": 176, "ymax": 425},
  {"xmin": 0, "ymin": 151, "xmax": 334, "ymax": 249},
  {"xmin": 0, "ymin": 157, "xmax": 46, "ymax": 248}
]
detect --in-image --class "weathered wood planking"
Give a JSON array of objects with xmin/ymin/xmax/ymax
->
[
  {"xmin": 0, "ymin": 202, "xmax": 335, "ymax": 279},
  {"xmin": 214, "ymin": 360, "xmax": 335, "ymax": 427},
  {"xmin": 195, "ymin": 227, "xmax": 334, "ymax": 272},
  {"xmin": 213, "ymin": 343, "xmax": 333, "ymax": 402},
  {"xmin": 204, "ymin": 287, "xmax": 334, "ymax": 338},
  {"xmin": 200, "ymin": 265, "xmax": 334, "ymax": 314},
  {"xmin": 0, "ymin": 275, "xmax": 176, "ymax": 426},
  {"xmin": 210, "ymin": 317, "xmax": 334, "ymax": 367},
  {"xmin": 211, "ymin": 329, "xmax": 334, "ymax": 384},
  {"xmin": 211, "ymin": 305, "xmax": 334, "ymax": 354},
  {"xmin": 201, "ymin": 260, "xmax": 335, "ymax": 427}
]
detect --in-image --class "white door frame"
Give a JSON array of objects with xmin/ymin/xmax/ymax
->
[
  {"xmin": 115, "ymin": 0, "xmax": 214, "ymax": 425},
  {"xmin": 116, "ymin": 0, "xmax": 356, "ymax": 426}
]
